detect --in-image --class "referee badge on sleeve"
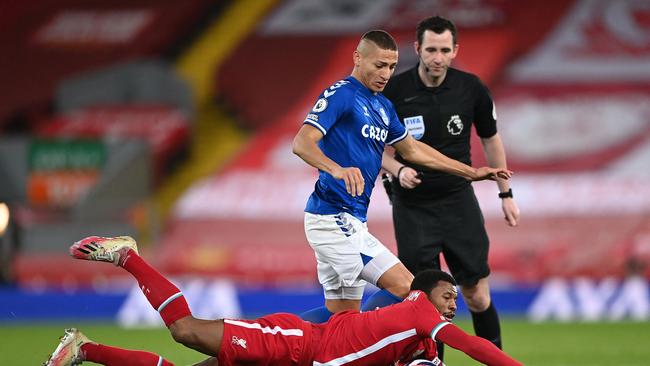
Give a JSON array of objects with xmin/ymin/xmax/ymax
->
[{"xmin": 404, "ymin": 115, "xmax": 425, "ymax": 140}]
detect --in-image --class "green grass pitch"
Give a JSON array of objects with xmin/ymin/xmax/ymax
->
[{"xmin": 2, "ymin": 319, "xmax": 648, "ymax": 365}]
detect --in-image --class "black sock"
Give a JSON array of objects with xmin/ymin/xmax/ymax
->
[{"xmin": 470, "ymin": 301, "xmax": 502, "ymax": 349}]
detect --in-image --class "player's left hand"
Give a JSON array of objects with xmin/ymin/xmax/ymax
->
[
  {"xmin": 398, "ymin": 166, "xmax": 422, "ymax": 189},
  {"xmin": 472, "ymin": 167, "xmax": 512, "ymax": 181},
  {"xmin": 501, "ymin": 198, "xmax": 520, "ymax": 227}
]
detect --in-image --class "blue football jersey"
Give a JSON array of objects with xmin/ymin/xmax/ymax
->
[{"xmin": 303, "ymin": 76, "xmax": 408, "ymax": 222}]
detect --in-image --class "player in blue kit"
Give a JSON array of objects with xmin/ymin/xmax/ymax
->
[{"xmin": 292, "ymin": 30, "xmax": 512, "ymax": 322}]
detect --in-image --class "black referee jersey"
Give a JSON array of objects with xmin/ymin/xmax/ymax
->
[{"xmin": 383, "ymin": 65, "xmax": 498, "ymax": 201}]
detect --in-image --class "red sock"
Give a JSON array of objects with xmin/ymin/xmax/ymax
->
[
  {"xmin": 82, "ymin": 343, "xmax": 175, "ymax": 366},
  {"xmin": 121, "ymin": 249, "xmax": 192, "ymax": 326}
]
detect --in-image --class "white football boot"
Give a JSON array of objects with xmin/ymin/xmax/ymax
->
[
  {"xmin": 69, "ymin": 236, "xmax": 139, "ymax": 266},
  {"xmin": 43, "ymin": 328, "xmax": 92, "ymax": 366}
]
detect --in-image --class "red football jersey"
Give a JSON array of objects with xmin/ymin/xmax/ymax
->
[
  {"xmin": 218, "ymin": 313, "xmax": 314, "ymax": 366},
  {"xmin": 313, "ymin": 290, "xmax": 450, "ymax": 365}
]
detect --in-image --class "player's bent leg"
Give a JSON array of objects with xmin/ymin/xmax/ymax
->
[
  {"xmin": 376, "ymin": 262, "xmax": 414, "ymax": 298},
  {"xmin": 361, "ymin": 262, "xmax": 414, "ymax": 311},
  {"xmin": 168, "ymin": 317, "xmax": 224, "ymax": 357},
  {"xmin": 70, "ymin": 235, "xmax": 192, "ymax": 328},
  {"xmin": 357, "ymin": 235, "xmax": 412, "ymax": 299}
]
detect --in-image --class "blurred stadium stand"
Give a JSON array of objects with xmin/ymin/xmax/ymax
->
[
  {"xmin": 55, "ymin": 59, "xmax": 193, "ymax": 118},
  {"xmin": 0, "ymin": 0, "xmax": 217, "ymax": 131},
  {"xmin": 0, "ymin": 0, "xmax": 231, "ymax": 284},
  {"xmin": 1, "ymin": 0, "xmax": 649, "ymax": 322}
]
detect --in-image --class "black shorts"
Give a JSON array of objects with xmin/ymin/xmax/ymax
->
[{"xmin": 392, "ymin": 185, "xmax": 490, "ymax": 286}]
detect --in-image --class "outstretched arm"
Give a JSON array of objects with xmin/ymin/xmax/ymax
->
[
  {"xmin": 392, "ymin": 134, "xmax": 512, "ymax": 181},
  {"xmin": 436, "ymin": 324, "xmax": 522, "ymax": 366},
  {"xmin": 292, "ymin": 124, "xmax": 365, "ymax": 197},
  {"xmin": 481, "ymin": 133, "xmax": 520, "ymax": 226}
]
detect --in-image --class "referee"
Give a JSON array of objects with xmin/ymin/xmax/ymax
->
[{"xmin": 381, "ymin": 15, "xmax": 520, "ymax": 356}]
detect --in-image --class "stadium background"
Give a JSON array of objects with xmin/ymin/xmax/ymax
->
[{"xmin": 0, "ymin": 0, "xmax": 649, "ymax": 364}]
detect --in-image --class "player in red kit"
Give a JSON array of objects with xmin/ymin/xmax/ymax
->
[
  {"xmin": 313, "ymin": 270, "xmax": 515, "ymax": 366},
  {"xmin": 44, "ymin": 236, "xmax": 522, "ymax": 366}
]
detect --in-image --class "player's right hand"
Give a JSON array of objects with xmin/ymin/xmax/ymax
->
[
  {"xmin": 333, "ymin": 167, "xmax": 365, "ymax": 197},
  {"xmin": 472, "ymin": 167, "xmax": 512, "ymax": 181}
]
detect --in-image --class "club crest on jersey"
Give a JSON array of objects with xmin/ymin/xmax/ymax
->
[
  {"xmin": 406, "ymin": 291, "xmax": 421, "ymax": 302},
  {"xmin": 404, "ymin": 115, "xmax": 425, "ymax": 140},
  {"xmin": 379, "ymin": 107, "xmax": 390, "ymax": 126},
  {"xmin": 312, "ymin": 98, "xmax": 328, "ymax": 113},
  {"xmin": 447, "ymin": 115, "xmax": 463, "ymax": 135},
  {"xmin": 232, "ymin": 336, "xmax": 247, "ymax": 349}
]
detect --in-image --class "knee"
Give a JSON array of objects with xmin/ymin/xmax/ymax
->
[
  {"xmin": 398, "ymin": 280, "xmax": 413, "ymax": 297},
  {"xmin": 386, "ymin": 279, "xmax": 413, "ymax": 299},
  {"xmin": 461, "ymin": 278, "xmax": 493, "ymax": 312},
  {"xmin": 377, "ymin": 263, "xmax": 414, "ymax": 299},
  {"xmin": 463, "ymin": 290, "xmax": 491, "ymax": 312}
]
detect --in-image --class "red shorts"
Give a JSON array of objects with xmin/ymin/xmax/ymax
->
[{"xmin": 217, "ymin": 313, "xmax": 315, "ymax": 366}]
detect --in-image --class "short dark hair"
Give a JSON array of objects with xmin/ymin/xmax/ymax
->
[
  {"xmin": 410, "ymin": 269, "xmax": 457, "ymax": 294},
  {"xmin": 361, "ymin": 29, "xmax": 398, "ymax": 51},
  {"xmin": 416, "ymin": 15, "xmax": 457, "ymax": 45}
]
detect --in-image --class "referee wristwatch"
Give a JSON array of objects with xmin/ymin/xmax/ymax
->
[{"xmin": 498, "ymin": 188, "xmax": 513, "ymax": 199}]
